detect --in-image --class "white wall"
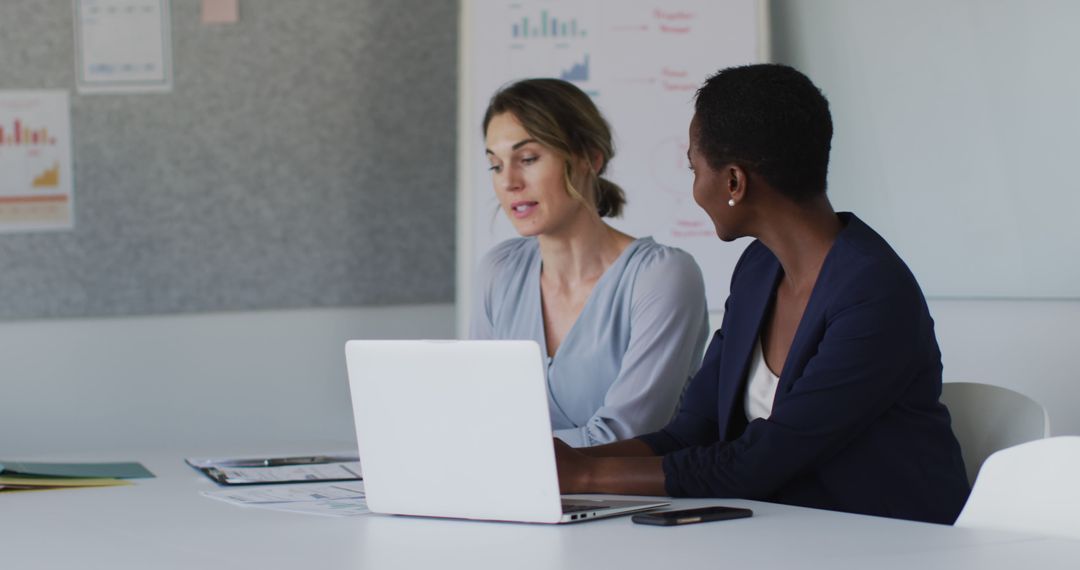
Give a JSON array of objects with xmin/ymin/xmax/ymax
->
[
  {"xmin": 930, "ymin": 299, "xmax": 1079, "ymax": 435},
  {"xmin": 8, "ymin": 299, "xmax": 1070, "ymax": 459},
  {"xmin": 0, "ymin": 305, "xmax": 456, "ymax": 456},
  {"xmin": 773, "ymin": 0, "xmax": 1080, "ymax": 299},
  {"xmin": 5, "ymin": 0, "xmax": 1076, "ymax": 464},
  {"xmin": 768, "ymin": 0, "xmax": 1079, "ymax": 434}
]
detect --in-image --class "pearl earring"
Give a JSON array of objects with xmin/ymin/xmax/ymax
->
[{"xmin": 728, "ymin": 198, "xmax": 736, "ymax": 207}]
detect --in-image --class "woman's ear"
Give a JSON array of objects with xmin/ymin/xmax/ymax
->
[
  {"xmin": 589, "ymin": 150, "xmax": 605, "ymax": 175},
  {"xmin": 727, "ymin": 164, "xmax": 748, "ymax": 205}
]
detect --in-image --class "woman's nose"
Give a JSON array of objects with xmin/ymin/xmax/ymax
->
[{"xmin": 499, "ymin": 167, "xmax": 523, "ymax": 192}]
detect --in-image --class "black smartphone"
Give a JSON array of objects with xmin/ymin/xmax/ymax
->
[{"xmin": 631, "ymin": 506, "xmax": 753, "ymax": 526}]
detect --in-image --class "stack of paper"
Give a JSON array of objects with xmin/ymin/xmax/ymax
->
[
  {"xmin": 185, "ymin": 453, "xmax": 361, "ymax": 485},
  {"xmin": 202, "ymin": 481, "xmax": 370, "ymax": 517},
  {"xmin": 0, "ymin": 460, "xmax": 154, "ymax": 492}
]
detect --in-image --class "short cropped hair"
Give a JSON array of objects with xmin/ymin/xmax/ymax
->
[{"xmin": 694, "ymin": 64, "xmax": 833, "ymax": 201}]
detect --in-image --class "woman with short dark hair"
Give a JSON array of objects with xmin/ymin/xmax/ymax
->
[{"xmin": 554, "ymin": 64, "xmax": 970, "ymax": 524}]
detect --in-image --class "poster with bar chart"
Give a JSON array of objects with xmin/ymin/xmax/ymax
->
[
  {"xmin": 0, "ymin": 91, "xmax": 75, "ymax": 232},
  {"xmin": 460, "ymin": 0, "xmax": 764, "ymax": 320}
]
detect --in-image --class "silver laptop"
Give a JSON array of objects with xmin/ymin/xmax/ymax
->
[{"xmin": 344, "ymin": 339, "xmax": 668, "ymax": 524}]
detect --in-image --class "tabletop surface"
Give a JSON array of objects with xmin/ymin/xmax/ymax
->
[{"xmin": 2, "ymin": 447, "xmax": 1077, "ymax": 570}]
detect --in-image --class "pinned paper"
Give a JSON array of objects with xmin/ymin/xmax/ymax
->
[
  {"xmin": 74, "ymin": 0, "xmax": 173, "ymax": 94},
  {"xmin": 0, "ymin": 90, "xmax": 74, "ymax": 232},
  {"xmin": 202, "ymin": 0, "xmax": 239, "ymax": 24}
]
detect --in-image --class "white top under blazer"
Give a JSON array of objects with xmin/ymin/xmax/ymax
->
[{"xmin": 744, "ymin": 337, "xmax": 781, "ymax": 422}]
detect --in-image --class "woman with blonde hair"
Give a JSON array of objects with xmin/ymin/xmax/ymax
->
[{"xmin": 471, "ymin": 78, "xmax": 709, "ymax": 447}]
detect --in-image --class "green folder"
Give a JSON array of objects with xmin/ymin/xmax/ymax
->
[{"xmin": 0, "ymin": 461, "xmax": 154, "ymax": 479}]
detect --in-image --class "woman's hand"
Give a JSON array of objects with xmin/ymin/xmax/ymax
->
[
  {"xmin": 553, "ymin": 438, "xmax": 593, "ymax": 494},
  {"xmin": 553, "ymin": 437, "xmax": 668, "ymax": 496}
]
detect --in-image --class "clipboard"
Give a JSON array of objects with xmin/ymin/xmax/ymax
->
[{"xmin": 185, "ymin": 454, "xmax": 362, "ymax": 486}]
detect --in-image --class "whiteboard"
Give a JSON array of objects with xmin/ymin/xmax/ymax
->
[{"xmin": 457, "ymin": 0, "xmax": 766, "ymax": 333}]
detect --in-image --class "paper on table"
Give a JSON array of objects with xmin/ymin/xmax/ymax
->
[
  {"xmin": 255, "ymin": 499, "xmax": 371, "ymax": 518},
  {"xmin": 203, "ymin": 481, "xmax": 366, "ymax": 504},
  {"xmin": 0, "ymin": 475, "xmax": 133, "ymax": 489},
  {"xmin": 185, "ymin": 452, "xmax": 359, "ymax": 469},
  {"xmin": 201, "ymin": 482, "xmax": 370, "ymax": 517},
  {"xmin": 207, "ymin": 462, "xmax": 362, "ymax": 484}
]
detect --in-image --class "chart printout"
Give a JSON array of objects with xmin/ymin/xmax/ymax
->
[
  {"xmin": 74, "ymin": 0, "xmax": 173, "ymax": 94},
  {"xmin": 0, "ymin": 91, "xmax": 74, "ymax": 232}
]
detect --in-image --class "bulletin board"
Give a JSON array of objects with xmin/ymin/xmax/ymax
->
[{"xmin": 0, "ymin": 0, "xmax": 458, "ymax": 319}]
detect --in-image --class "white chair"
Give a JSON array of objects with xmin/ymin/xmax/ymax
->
[
  {"xmin": 954, "ymin": 436, "xmax": 1080, "ymax": 539},
  {"xmin": 940, "ymin": 381, "xmax": 1050, "ymax": 486}
]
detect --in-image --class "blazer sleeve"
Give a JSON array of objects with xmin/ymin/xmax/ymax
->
[
  {"xmin": 659, "ymin": 269, "xmax": 931, "ymax": 498},
  {"xmin": 554, "ymin": 250, "xmax": 709, "ymax": 447}
]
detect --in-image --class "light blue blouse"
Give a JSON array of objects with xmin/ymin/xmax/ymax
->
[{"xmin": 470, "ymin": 237, "xmax": 709, "ymax": 447}]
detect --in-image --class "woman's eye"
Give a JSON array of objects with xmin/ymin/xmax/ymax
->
[
  {"xmin": 488, "ymin": 164, "xmax": 502, "ymax": 173},
  {"xmin": 521, "ymin": 155, "xmax": 538, "ymax": 165}
]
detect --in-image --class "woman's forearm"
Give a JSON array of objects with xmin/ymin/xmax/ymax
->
[
  {"xmin": 586, "ymin": 455, "xmax": 667, "ymax": 496},
  {"xmin": 556, "ymin": 439, "xmax": 667, "ymax": 495},
  {"xmin": 577, "ymin": 438, "xmax": 656, "ymax": 458}
]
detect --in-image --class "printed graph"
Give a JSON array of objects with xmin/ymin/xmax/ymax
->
[
  {"xmin": 0, "ymin": 90, "xmax": 74, "ymax": 232},
  {"xmin": 0, "ymin": 120, "xmax": 57, "ymax": 146},
  {"xmin": 32, "ymin": 163, "xmax": 60, "ymax": 188},
  {"xmin": 559, "ymin": 54, "xmax": 590, "ymax": 82},
  {"xmin": 511, "ymin": 9, "xmax": 587, "ymax": 39}
]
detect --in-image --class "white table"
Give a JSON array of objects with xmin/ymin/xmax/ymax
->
[{"xmin": 2, "ymin": 449, "xmax": 1077, "ymax": 569}]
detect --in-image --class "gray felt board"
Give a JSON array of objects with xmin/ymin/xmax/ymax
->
[{"xmin": 0, "ymin": 0, "xmax": 458, "ymax": 319}]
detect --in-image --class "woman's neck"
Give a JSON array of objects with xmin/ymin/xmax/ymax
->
[
  {"xmin": 755, "ymin": 196, "xmax": 843, "ymax": 294},
  {"xmin": 537, "ymin": 213, "xmax": 634, "ymax": 287}
]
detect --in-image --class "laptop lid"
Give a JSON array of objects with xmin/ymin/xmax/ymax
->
[{"xmin": 346, "ymin": 340, "xmax": 565, "ymax": 523}]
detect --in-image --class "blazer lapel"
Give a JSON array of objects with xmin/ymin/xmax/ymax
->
[
  {"xmin": 774, "ymin": 225, "xmax": 848, "ymax": 395},
  {"xmin": 716, "ymin": 256, "xmax": 782, "ymax": 440}
]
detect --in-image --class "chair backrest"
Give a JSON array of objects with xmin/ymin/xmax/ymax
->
[
  {"xmin": 940, "ymin": 381, "xmax": 1050, "ymax": 486},
  {"xmin": 955, "ymin": 436, "xmax": 1080, "ymax": 539}
]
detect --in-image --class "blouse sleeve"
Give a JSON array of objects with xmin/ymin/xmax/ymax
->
[
  {"xmin": 467, "ymin": 247, "xmax": 500, "ymax": 341},
  {"xmin": 555, "ymin": 249, "xmax": 709, "ymax": 447},
  {"xmin": 637, "ymin": 327, "xmax": 726, "ymax": 454},
  {"xmin": 658, "ymin": 267, "xmax": 933, "ymax": 498}
]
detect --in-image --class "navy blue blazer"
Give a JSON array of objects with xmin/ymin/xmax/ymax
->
[{"xmin": 639, "ymin": 213, "xmax": 970, "ymax": 524}]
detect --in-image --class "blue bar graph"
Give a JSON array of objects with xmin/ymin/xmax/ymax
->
[{"xmin": 510, "ymin": 11, "xmax": 586, "ymax": 39}]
